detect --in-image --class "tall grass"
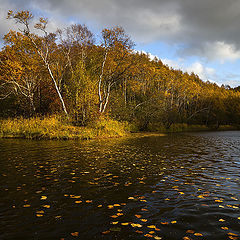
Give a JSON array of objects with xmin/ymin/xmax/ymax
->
[{"xmin": 0, "ymin": 115, "xmax": 130, "ymax": 140}]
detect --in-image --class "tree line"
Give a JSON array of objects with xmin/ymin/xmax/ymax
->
[{"xmin": 1, "ymin": 10, "xmax": 240, "ymax": 130}]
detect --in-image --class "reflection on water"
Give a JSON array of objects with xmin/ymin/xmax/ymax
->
[{"xmin": 0, "ymin": 131, "xmax": 240, "ymax": 239}]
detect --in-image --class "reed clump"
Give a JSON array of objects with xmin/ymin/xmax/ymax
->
[{"xmin": 0, "ymin": 115, "xmax": 130, "ymax": 140}]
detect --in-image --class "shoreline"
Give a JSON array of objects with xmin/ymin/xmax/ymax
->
[{"xmin": 1, "ymin": 116, "xmax": 239, "ymax": 140}]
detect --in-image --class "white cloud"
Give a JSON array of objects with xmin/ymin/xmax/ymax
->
[{"xmin": 186, "ymin": 62, "xmax": 216, "ymax": 81}]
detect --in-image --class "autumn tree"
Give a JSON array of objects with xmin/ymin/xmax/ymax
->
[{"xmin": 7, "ymin": 10, "xmax": 69, "ymax": 117}]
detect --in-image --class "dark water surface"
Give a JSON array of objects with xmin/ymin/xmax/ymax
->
[{"xmin": 0, "ymin": 131, "xmax": 240, "ymax": 240}]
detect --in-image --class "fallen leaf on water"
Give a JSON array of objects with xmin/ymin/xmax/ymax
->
[
  {"xmin": 131, "ymin": 223, "xmax": 142, "ymax": 228},
  {"xmin": 121, "ymin": 222, "xmax": 129, "ymax": 226},
  {"xmin": 23, "ymin": 204, "xmax": 31, "ymax": 208},
  {"xmin": 102, "ymin": 230, "xmax": 110, "ymax": 235},
  {"xmin": 71, "ymin": 232, "xmax": 79, "ymax": 237},
  {"xmin": 171, "ymin": 221, "xmax": 177, "ymax": 224},
  {"xmin": 113, "ymin": 204, "xmax": 120, "ymax": 207},
  {"xmin": 186, "ymin": 230, "xmax": 195, "ymax": 234},
  {"xmin": 135, "ymin": 215, "xmax": 142, "ymax": 218},
  {"xmin": 228, "ymin": 237, "xmax": 238, "ymax": 240},
  {"xmin": 98, "ymin": 205, "xmax": 103, "ymax": 208},
  {"xmin": 36, "ymin": 214, "xmax": 43, "ymax": 217},
  {"xmin": 147, "ymin": 225, "xmax": 156, "ymax": 229},
  {"xmin": 36, "ymin": 210, "xmax": 44, "ymax": 214},
  {"xmin": 219, "ymin": 219, "xmax": 225, "ymax": 222},
  {"xmin": 183, "ymin": 237, "xmax": 192, "ymax": 240},
  {"xmin": 86, "ymin": 200, "xmax": 92, "ymax": 203},
  {"xmin": 111, "ymin": 215, "xmax": 118, "ymax": 218},
  {"xmin": 75, "ymin": 201, "xmax": 82, "ymax": 204},
  {"xmin": 228, "ymin": 233, "xmax": 238, "ymax": 236},
  {"xmin": 149, "ymin": 231, "xmax": 155, "ymax": 234},
  {"xmin": 161, "ymin": 222, "xmax": 169, "ymax": 225},
  {"xmin": 141, "ymin": 219, "xmax": 148, "ymax": 222},
  {"xmin": 43, "ymin": 205, "xmax": 50, "ymax": 208},
  {"xmin": 144, "ymin": 234, "xmax": 153, "ymax": 237},
  {"xmin": 194, "ymin": 233, "xmax": 203, "ymax": 236},
  {"xmin": 111, "ymin": 221, "xmax": 118, "ymax": 225},
  {"xmin": 135, "ymin": 230, "xmax": 143, "ymax": 234},
  {"xmin": 41, "ymin": 196, "xmax": 47, "ymax": 200},
  {"xmin": 154, "ymin": 237, "xmax": 162, "ymax": 240},
  {"xmin": 221, "ymin": 227, "xmax": 229, "ymax": 230}
]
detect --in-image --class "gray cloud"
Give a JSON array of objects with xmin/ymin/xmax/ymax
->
[{"xmin": 1, "ymin": 0, "xmax": 240, "ymax": 62}]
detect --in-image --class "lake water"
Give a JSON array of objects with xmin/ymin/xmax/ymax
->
[{"xmin": 0, "ymin": 131, "xmax": 240, "ymax": 240}]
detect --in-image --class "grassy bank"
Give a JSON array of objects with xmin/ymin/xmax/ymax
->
[
  {"xmin": 0, "ymin": 116, "xmax": 130, "ymax": 140},
  {"xmin": 0, "ymin": 116, "xmax": 239, "ymax": 140}
]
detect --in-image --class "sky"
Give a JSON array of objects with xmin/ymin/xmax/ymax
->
[{"xmin": 1, "ymin": 0, "xmax": 240, "ymax": 87}]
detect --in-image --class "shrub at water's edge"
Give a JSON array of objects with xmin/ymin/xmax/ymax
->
[{"xmin": 0, "ymin": 116, "xmax": 132, "ymax": 140}]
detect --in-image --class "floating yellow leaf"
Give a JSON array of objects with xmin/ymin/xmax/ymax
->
[
  {"xmin": 194, "ymin": 233, "xmax": 203, "ymax": 236},
  {"xmin": 171, "ymin": 221, "xmax": 177, "ymax": 224},
  {"xmin": 43, "ymin": 205, "xmax": 50, "ymax": 208},
  {"xmin": 228, "ymin": 233, "xmax": 238, "ymax": 236},
  {"xmin": 135, "ymin": 214, "xmax": 142, "ymax": 218},
  {"xmin": 221, "ymin": 227, "xmax": 228, "ymax": 230},
  {"xmin": 71, "ymin": 232, "xmax": 79, "ymax": 237},
  {"xmin": 75, "ymin": 201, "xmax": 82, "ymax": 204},
  {"xmin": 41, "ymin": 196, "xmax": 47, "ymax": 200},
  {"xmin": 86, "ymin": 200, "xmax": 92, "ymax": 203},
  {"xmin": 140, "ymin": 219, "xmax": 148, "ymax": 222},
  {"xmin": 144, "ymin": 234, "xmax": 153, "ymax": 237},
  {"xmin": 111, "ymin": 215, "xmax": 118, "ymax": 218},
  {"xmin": 121, "ymin": 223, "xmax": 129, "ymax": 226},
  {"xmin": 98, "ymin": 205, "xmax": 103, "ymax": 208},
  {"xmin": 135, "ymin": 230, "xmax": 143, "ymax": 234},
  {"xmin": 113, "ymin": 204, "xmax": 120, "ymax": 207},
  {"xmin": 23, "ymin": 204, "xmax": 31, "ymax": 208},
  {"xmin": 154, "ymin": 237, "xmax": 162, "ymax": 240},
  {"xmin": 147, "ymin": 225, "xmax": 156, "ymax": 229},
  {"xmin": 131, "ymin": 223, "xmax": 142, "ymax": 228},
  {"xmin": 36, "ymin": 214, "xmax": 43, "ymax": 217},
  {"xmin": 186, "ymin": 230, "xmax": 195, "ymax": 234},
  {"xmin": 219, "ymin": 219, "xmax": 225, "ymax": 222},
  {"xmin": 149, "ymin": 231, "xmax": 155, "ymax": 234},
  {"xmin": 111, "ymin": 221, "xmax": 118, "ymax": 225}
]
